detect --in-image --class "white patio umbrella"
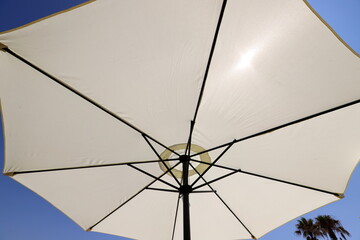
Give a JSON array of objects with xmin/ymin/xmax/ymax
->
[{"xmin": 0, "ymin": 0, "xmax": 359, "ymax": 239}]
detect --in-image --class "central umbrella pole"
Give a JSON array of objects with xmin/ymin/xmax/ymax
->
[{"xmin": 180, "ymin": 155, "xmax": 191, "ymax": 240}]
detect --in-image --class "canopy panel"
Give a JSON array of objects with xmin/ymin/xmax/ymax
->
[
  {"xmin": 172, "ymin": 192, "xmax": 253, "ymax": 240},
  {"xmin": 93, "ymin": 190, "xmax": 179, "ymax": 240},
  {"xmin": 219, "ymin": 102, "xmax": 360, "ymax": 194},
  {"xmin": 0, "ymin": 0, "xmax": 223, "ymax": 145},
  {"xmin": 207, "ymin": 170, "xmax": 338, "ymax": 238},
  {"xmin": 192, "ymin": 0, "xmax": 360, "ymax": 147},
  {"xmin": 13, "ymin": 165, "xmax": 155, "ymax": 230},
  {"xmin": 0, "ymin": 51, "xmax": 160, "ymax": 173}
]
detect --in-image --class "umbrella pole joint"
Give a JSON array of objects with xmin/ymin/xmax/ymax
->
[
  {"xmin": 0, "ymin": 42, "xmax": 8, "ymax": 51},
  {"xmin": 3, "ymin": 172, "xmax": 15, "ymax": 177},
  {"xmin": 335, "ymin": 193, "xmax": 345, "ymax": 199}
]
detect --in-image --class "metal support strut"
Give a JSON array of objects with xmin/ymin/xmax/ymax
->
[{"xmin": 180, "ymin": 155, "xmax": 192, "ymax": 240}]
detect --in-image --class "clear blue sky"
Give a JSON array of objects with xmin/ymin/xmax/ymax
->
[{"xmin": 0, "ymin": 1, "xmax": 359, "ymax": 239}]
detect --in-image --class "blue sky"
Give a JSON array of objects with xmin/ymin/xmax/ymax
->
[{"xmin": 0, "ymin": 1, "xmax": 359, "ymax": 239}]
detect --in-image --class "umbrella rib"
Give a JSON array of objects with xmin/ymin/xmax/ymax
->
[
  {"xmin": 189, "ymin": 0, "xmax": 228, "ymax": 136},
  {"xmin": 191, "ymin": 159, "xmax": 343, "ymax": 197},
  {"xmin": 6, "ymin": 159, "xmax": 178, "ymax": 176},
  {"xmin": 88, "ymin": 163, "xmax": 180, "ymax": 230},
  {"xmin": 191, "ymin": 139, "xmax": 235, "ymax": 187},
  {"xmin": 128, "ymin": 164, "xmax": 179, "ymax": 190},
  {"xmin": 171, "ymin": 193, "xmax": 181, "ymax": 240},
  {"xmin": 212, "ymin": 191, "xmax": 256, "ymax": 239},
  {"xmin": 2, "ymin": 47, "xmax": 178, "ymax": 156},
  {"xmin": 190, "ymin": 159, "xmax": 236, "ymax": 172},
  {"xmin": 190, "ymin": 99, "xmax": 360, "ymax": 158},
  {"xmin": 146, "ymin": 187, "xmax": 179, "ymax": 193},
  {"xmin": 238, "ymin": 169, "xmax": 343, "ymax": 198},
  {"xmin": 192, "ymin": 171, "xmax": 237, "ymax": 191},
  {"xmin": 188, "ymin": 162, "xmax": 256, "ymax": 239},
  {"xmin": 142, "ymin": 134, "xmax": 181, "ymax": 186},
  {"xmin": 185, "ymin": 120, "xmax": 195, "ymax": 156},
  {"xmin": 191, "ymin": 190, "xmax": 217, "ymax": 193},
  {"xmin": 142, "ymin": 133, "xmax": 180, "ymax": 156}
]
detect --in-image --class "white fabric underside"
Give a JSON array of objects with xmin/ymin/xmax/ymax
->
[
  {"xmin": 13, "ymin": 165, "xmax": 156, "ymax": 230},
  {"xmin": 192, "ymin": 0, "xmax": 360, "ymax": 148},
  {"xmin": 206, "ymin": 170, "xmax": 338, "ymax": 238},
  {"xmin": 93, "ymin": 190, "xmax": 179, "ymax": 240},
  {"xmin": 0, "ymin": 0, "xmax": 223, "ymax": 146},
  {"xmin": 0, "ymin": 52, "xmax": 159, "ymax": 172},
  {"xmin": 220, "ymin": 102, "xmax": 360, "ymax": 194},
  {"xmin": 0, "ymin": 0, "xmax": 359, "ymax": 239}
]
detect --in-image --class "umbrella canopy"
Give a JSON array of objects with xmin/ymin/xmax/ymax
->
[{"xmin": 1, "ymin": 0, "xmax": 359, "ymax": 239}]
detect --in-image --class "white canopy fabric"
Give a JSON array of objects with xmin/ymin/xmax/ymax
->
[{"xmin": 0, "ymin": 0, "xmax": 359, "ymax": 240}]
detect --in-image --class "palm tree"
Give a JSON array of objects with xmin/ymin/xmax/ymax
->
[
  {"xmin": 315, "ymin": 215, "xmax": 350, "ymax": 240},
  {"xmin": 295, "ymin": 215, "xmax": 350, "ymax": 240},
  {"xmin": 295, "ymin": 217, "xmax": 323, "ymax": 240}
]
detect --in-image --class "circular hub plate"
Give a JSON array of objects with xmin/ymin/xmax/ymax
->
[{"xmin": 159, "ymin": 143, "xmax": 211, "ymax": 178}]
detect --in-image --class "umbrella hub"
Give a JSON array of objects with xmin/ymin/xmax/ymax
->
[
  {"xmin": 159, "ymin": 143, "xmax": 211, "ymax": 179},
  {"xmin": 179, "ymin": 184, "xmax": 193, "ymax": 194},
  {"xmin": 179, "ymin": 154, "xmax": 190, "ymax": 163}
]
